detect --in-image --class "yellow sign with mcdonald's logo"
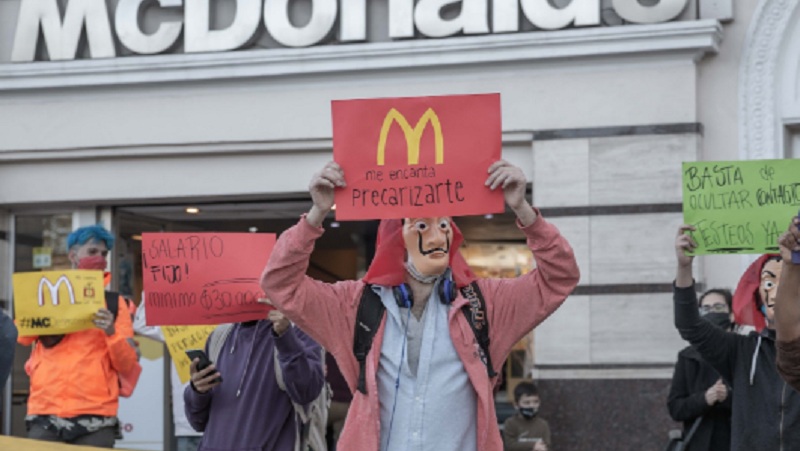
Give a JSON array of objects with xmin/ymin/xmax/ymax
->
[
  {"xmin": 13, "ymin": 270, "xmax": 105, "ymax": 336},
  {"xmin": 332, "ymin": 93, "xmax": 504, "ymax": 220}
]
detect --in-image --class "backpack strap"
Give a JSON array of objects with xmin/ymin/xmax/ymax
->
[
  {"xmin": 207, "ymin": 323, "xmax": 234, "ymax": 363},
  {"xmin": 275, "ymin": 337, "xmax": 330, "ymax": 451},
  {"xmin": 353, "ymin": 284, "xmax": 386, "ymax": 395},
  {"xmin": 274, "ymin": 344, "xmax": 327, "ymax": 418},
  {"xmin": 459, "ymin": 282, "xmax": 497, "ymax": 378}
]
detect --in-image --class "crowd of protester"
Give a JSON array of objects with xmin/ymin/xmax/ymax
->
[{"xmin": 1, "ymin": 160, "xmax": 798, "ymax": 451}]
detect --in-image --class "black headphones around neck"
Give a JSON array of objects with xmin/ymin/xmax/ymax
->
[{"xmin": 392, "ymin": 278, "xmax": 456, "ymax": 308}]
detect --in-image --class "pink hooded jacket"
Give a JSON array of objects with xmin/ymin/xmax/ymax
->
[{"xmin": 261, "ymin": 213, "xmax": 579, "ymax": 450}]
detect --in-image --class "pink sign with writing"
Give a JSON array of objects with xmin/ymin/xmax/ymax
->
[{"xmin": 142, "ymin": 233, "xmax": 275, "ymax": 325}]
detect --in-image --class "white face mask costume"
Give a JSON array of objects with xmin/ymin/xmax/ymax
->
[
  {"xmin": 760, "ymin": 258, "xmax": 783, "ymax": 325},
  {"xmin": 402, "ymin": 217, "xmax": 452, "ymax": 278}
]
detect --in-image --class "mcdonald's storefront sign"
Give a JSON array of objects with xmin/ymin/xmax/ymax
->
[
  {"xmin": 332, "ymin": 93, "xmax": 504, "ymax": 220},
  {"xmin": 8, "ymin": 0, "xmax": 692, "ymax": 63}
]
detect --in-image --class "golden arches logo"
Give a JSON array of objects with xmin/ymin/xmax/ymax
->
[
  {"xmin": 377, "ymin": 108, "xmax": 444, "ymax": 166},
  {"xmin": 37, "ymin": 275, "xmax": 76, "ymax": 307}
]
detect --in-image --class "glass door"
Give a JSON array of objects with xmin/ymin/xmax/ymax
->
[{"xmin": 7, "ymin": 213, "xmax": 72, "ymax": 437}]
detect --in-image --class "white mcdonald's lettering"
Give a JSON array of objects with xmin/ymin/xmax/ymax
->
[
  {"xmin": 377, "ymin": 108, "xmax": 444, "ymax": 166},
  {"xmin": 38, "ymin": 275, "xmax": 76, "ymax": 307},
  {"xmin": 9, "ymin": 0, "xmax": 691, "ymax": 62}
]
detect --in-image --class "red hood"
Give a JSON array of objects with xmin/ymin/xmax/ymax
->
[
  {"xmin": 362, "ymin": 219, "xmax": 477, "ymax": 287},
  {"xmin": 732, "ymin": 254, "xmax": 779, "ymax": 332}
]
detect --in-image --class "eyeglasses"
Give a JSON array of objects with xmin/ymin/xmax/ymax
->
[{"xmin": 699, "ymin": 304, "xmax": 729, "ymax": 314}]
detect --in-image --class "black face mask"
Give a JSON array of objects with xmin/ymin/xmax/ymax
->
[
  {"xmin": 520, "ymin": 407, "xmax": 537, "ymax": 419},
  {"xmin": 702, "ymin": 312, "xmax": 731, "ymax": 331}
]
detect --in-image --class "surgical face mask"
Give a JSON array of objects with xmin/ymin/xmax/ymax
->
[
  {"xmin": 77, "ymin": 255, "xmax": 107, "ymax": 270},
  {"xmin": 520, "ymin": 407, "xmax": 537, "ymax": 419},
  {"xmin": 702, "ymin": 312, "xmax": 731, "ymax": 331}
]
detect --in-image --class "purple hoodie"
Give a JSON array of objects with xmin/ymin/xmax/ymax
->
[{"xmin": 184, "ymin": 320, "xmax": 324, "ymax": 451}]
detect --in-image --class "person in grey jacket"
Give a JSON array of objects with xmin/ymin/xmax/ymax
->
[{"xmin": 674, "ymin": 224, "xmax": 800, "ymax": 451}]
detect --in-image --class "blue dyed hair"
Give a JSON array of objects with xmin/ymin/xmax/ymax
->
[{"xmin": 67, "ymin": 225, "xmax": 115, "ymax": 251}]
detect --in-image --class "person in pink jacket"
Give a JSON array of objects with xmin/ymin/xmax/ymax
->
[{"xmin": 262, "ymin": 160, "xmax": 580, "ymax": 451}]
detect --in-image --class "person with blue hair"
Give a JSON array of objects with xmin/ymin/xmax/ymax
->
[
  {"xmin": 66, "ymin": 224, "xmax": 115, "ymax": 252},
  {"xmin": 19, "ymin": 224, "xmax": 138, "ymax": 448}
]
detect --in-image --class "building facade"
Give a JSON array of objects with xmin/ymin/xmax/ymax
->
[{"xmin": 1, "ymin": 0, "xmax": 798, "ymax": 448}]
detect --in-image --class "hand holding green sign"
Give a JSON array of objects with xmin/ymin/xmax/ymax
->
[{"xmin": 682, "ymin": 159, "xmax": 800, "ymax": 255}]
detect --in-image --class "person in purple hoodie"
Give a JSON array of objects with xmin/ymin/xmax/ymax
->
[{"xmin": 185, "ymin": 310, "xmax": 324, "ymax": 451}]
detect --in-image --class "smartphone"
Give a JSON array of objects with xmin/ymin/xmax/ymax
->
[{"xmin": 185, "ymin": 349, "xmax": 222, "ymax": 383}]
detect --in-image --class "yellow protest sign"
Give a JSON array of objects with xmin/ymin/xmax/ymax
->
[
  {"xmin": 13, "ymin": 270, "xmax": 105, "ymax": 336},
  {"xmin": 162, "ymin": 325, "xmax": 217, "ymax": 383},
  {"xmin": 0, "ymin": 435, "xmax": 139, "ymax": 451}
]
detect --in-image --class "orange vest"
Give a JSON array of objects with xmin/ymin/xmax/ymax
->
[{"xmin": 19, "ymin": 300, "xmax": 138, "ymax": 418}]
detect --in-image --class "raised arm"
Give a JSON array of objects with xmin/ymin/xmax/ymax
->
[
  {"xmin": 775, "ymin": 217, "xmax": 800, "ymax": 390},
  {"xmin": 673, "ymin": 225, "xmax": 740, "ymax": 383},
  {"xmin": 481, "ymin": 161, "xmax": 580, "ymax": 361},
  {"xmin": 261, "ymin": 162, "xmax": 363, "ymax": 362},
  {"xmin": 775, "ymin": 217, "xmax": 800, "ymax": 342},
  {"xmin": 483, "ymin": 216, "xmax": 579, "ymax": 363},
  {"xmin": 306, "ymin": 160, "xmax": 344, "ymax": 229}
]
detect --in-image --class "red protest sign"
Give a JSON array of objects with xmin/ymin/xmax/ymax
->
[
  {"xmin": 142, "ymin": 233, "xmax": 276, "ymax": 325},
  {"xmin": 332, "ymin": 93, "xmax": 504, "ymax": 220}
]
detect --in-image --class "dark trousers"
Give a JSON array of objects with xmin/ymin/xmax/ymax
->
[{"xmin": 28, "ymin": 423, "xmax": 116, "ymax": 448}]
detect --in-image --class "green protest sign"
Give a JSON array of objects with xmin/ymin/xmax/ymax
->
[{"xmin": 682, "ymin": 159, "xmax": 800, "ymax": 255}]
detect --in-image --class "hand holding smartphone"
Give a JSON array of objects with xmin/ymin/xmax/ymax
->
[{"xmin": 186, "ymin": 349, "xmax": 223, "ymax": 384}]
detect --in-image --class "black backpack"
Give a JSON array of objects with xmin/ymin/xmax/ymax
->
[{"xmin": 353, "ymin": 281, "xmax": 497, "ymax": 394}]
